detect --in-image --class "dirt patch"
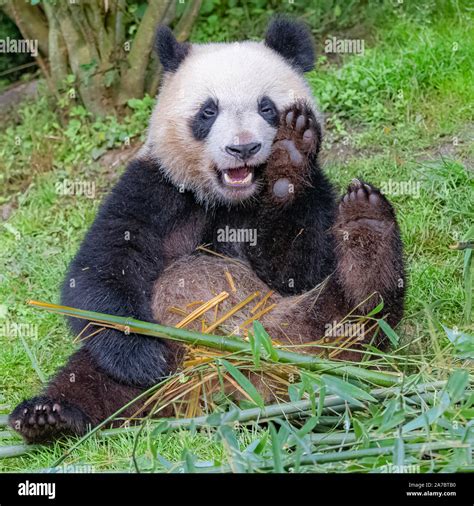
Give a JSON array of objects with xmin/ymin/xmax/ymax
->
[
  {"xmin": 98, "ymin": 144, "xmax": 142, "ymax": 182},
  {"xmin": 0, "ymin": 80, "xmax": 38, "ymax": 118}
]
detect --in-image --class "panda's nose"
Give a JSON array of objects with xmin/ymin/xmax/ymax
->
[{"xmin": 225, "ymin": 142, "xmax": 261, "ymax": 161}]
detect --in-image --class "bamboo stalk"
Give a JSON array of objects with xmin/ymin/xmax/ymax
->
[
  {"xmin": 285, "ymin": 441, "xmax": 466, "ymax": 468},
  {"xmin": 205, "ymin": 441, "xmax": 466, "ymax": 473},
  {"xmin": 0, "ymin": 415, "xmax": 8, "ymax": 427},
  {"xmin": 27, "ymin": 300, "xmax": 401, "ymax": 387},
  {"xmin": 0, "ymin": 445, "xmax": 37, "ymax": 459},
  {"xmin": 99, "ymin": 382, "xmax": 446, "ymax": 437}
]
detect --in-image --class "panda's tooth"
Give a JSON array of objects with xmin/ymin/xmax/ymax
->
[
  {"xmin": 222, "ymin": 169, "xmax": 253, "ymax": 186},
  {"xmin": 242, "ymin": 172, "xmax": 252, "ymax": 184}
]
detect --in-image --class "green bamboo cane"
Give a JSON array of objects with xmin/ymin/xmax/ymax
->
[
  {"xmin": 0, "ymin": 444, "xmax": 38, "ymax": 459},
  {"xmin": 0, "ymin": 415, "xmax": 8, "ymax": 427},
  {"xmin": 282, "ymin": 441, "xmax": 468, "ymax": 469},
  {"xmin": 28, "ymin": 300, "xmax": 401, "ymax": 387},
  {"xmin": 100, "ymin": 381, "xmax": 445, "ymax": 437}
]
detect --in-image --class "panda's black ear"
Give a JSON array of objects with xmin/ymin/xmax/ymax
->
[
  {"xmin": 154, "ymin": 25, "xmax": 190, "ymax": 73},
  {"xmin": 264, "ymin": 17, "xmax": 315, "ymax": 73}
]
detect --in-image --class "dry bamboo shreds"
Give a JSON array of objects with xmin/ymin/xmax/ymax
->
[
  {"xmin": 240, "ymin": 303, "xmax": 277, "ymax": 329},
  {"xmin": 204, "ymin": 291, "xmax": 261, "ymax": 334},
  {"xmin": 251, "ymin": 290, "xmax": 274, "ymax": 314},
  {"xmin": 73, "ymin": 322, "xmax": 105, "ymax": 344},
  {"xmin": 225, "ymin": 270, "xmax": 237, "ymax": 293},
  {"xmin": 175, "ymin": 292, "xmax": 229, "ymax": 329},
  {"xmin": 186, "ymin": 300, "xmax": 205, "ymax": 309},
  {"xmin": 168, "ymin": 306, "xmax": 188, "ymax": 316}
]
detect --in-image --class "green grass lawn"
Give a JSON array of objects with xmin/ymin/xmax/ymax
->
[{"xmin": 0, "ymin": 2, "xmax": 472, "ymax": 472}]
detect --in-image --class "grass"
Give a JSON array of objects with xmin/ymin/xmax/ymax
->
[{"xmin": 0, "ymin": 1, "xmax": 473, "ymax": 472}]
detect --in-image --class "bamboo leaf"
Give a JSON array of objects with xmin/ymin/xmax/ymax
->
[
  {"xmin": 367, "ymin": 300, "xmax": 384, "ymax": 317},
  {"xmin": 402, "ymin": 392, "xmax": 450, "ymax": 434},
  {"xmin": 352, "ymin": 418, "xmax": 370, "ymax": 447},
  {"xmin": 443, "ymin": 325, "xmax": 474, "ymax": 360},
  {"xmin": 322, "ymin": 375, "xmax": 376, "ymax": 407},
  {"xmin": 377, "ymin": 319, "xmax": 400, "ymax": 346},
  {"xmin": 247, "ymin": 331, "xmax": 260, "ymax": 368},
  {"xmin": 462, "ymin": 224, "xmax": 474, "ymax": 323},
  {"xmin": 446, "ymin": 369, "xmax": 469, "ymax": 404},
  {"xmin": 269, "ymin": 423, "xmax": 284, "ymax": 473},
  {"xmin": 253, "ymin": 321, "xmax": 278, "ymax": 361},
  {"xmin": 220, "ymin": 359, "xmax": 264, "ymax": 409},
  {"xmin": 18, "ymin": 334, "xmax": 46, "ymax": 384}
]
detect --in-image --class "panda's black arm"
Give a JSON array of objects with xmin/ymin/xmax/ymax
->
[
  {"xmin": 61, "ymin": 157, "xmax": 200, "ymax": 387},
  {"xmin": 213, "ymin": 166, "xmax": 337, "ymax": 295}
]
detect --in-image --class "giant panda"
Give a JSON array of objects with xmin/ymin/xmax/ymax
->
[{"xmin": 9, "ymin": 18, "xmax": 405, "ymax": 443}]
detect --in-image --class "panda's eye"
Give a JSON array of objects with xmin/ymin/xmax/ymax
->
[
  {"xmin": 202, "ymin": 108, "xmax": 216, "ymax": 119},
  {"xmin": 200, "ymin": 100, "xmax": 218, "ymax": 120},
  {"xmin": 258, "ymin": 96, "xmax": 278, "ymax": 126}
]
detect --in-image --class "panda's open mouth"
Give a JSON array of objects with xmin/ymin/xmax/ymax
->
[{"xmin": 220, "ymin": 166, "xmax": 255, "ymax": 188}]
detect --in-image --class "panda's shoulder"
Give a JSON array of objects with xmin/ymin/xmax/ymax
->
[{"xmin": 98, "ymin": 155, "xmax": 201, "ymax": 224}]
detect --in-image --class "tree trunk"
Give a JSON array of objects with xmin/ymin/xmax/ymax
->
[{"xmin": 1, "ymin": 0, "xmax": 202, "ymax": 116}]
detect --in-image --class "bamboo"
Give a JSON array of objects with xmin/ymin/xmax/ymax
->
[
  {"xmin": 285, "ymin": 441, "xmax": 466, "ymax": 468},
  {"xmin": 99, "ymin": 382, "xmax": 446, "ymax": 437},
  {"xmin": 175, "ymin": 292, "xmax": 228, "ymax": 329},
  {"xmin": 251, "ymin": 291, "xmax": 274, "ymax": 314},
  {"xmin": 0, "ymin": 444, "xmax": 37, "ymax": 459},
  {"xmin": 205, "ymin": 441, "xmax": 466, "ymax": 473},
  {"xmin": 204, "ymin": 292, "xmax": 260, "ymax": 334},
  {"xmin": 27, "ymin": 300, "xmax": 401, "ymax": 387}
]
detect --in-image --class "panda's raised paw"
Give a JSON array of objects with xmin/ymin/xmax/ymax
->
[
  {"xmin": 272, "ymin": 101, "xmax": 320, "ymax": 166},
  {"xmin": 337, "ymin": 179, "xmax": 395, "ymax": 231},
  {"xmin": 8, "ymin": 396, "xmax": 90, "ymax": 444}
]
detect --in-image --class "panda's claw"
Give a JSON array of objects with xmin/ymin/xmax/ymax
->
[
  {"xmin": 337, "ymin": 180, "xmax": 395, "ymax": 227},
  {"xmin": 295, "ymin": 114, "xmax": 306, "ymax": 133},
  {"xmin": 272, "ymin": 101, "xmax": 320, "ymax": 166},
  {"xmin": 8, "ymin": 396, "xmax": 90, "ymax": 444}
]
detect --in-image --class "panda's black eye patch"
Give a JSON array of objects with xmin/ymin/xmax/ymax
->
[
  {"xmin": 258, "ymin": 96, "xmax": 279, "ymax": 127},
  {"xmin": 190, "ymin": 98, "xmax": 219, "ymax": 141}
]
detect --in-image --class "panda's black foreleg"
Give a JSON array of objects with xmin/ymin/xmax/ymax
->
[
  {"xmin": 8, "ymin": 348, "xmax": 147, "ymax": 444},
  {"xmin": 332, "ymin": 179, "xmax": 405, "ymax": 330}
]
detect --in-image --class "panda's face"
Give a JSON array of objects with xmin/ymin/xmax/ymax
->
[
  {"xmin": 189, "ymin": 89, "xmax": 279, "ymax": 203},
  {"xmin": 146, "ymin": 24, "xmax": 317, "ymax": 206}
]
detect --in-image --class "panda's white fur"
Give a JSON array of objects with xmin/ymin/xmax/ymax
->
[{"xmin": 142, "ymin": 40, "xmax": 319, "ymax": 206}]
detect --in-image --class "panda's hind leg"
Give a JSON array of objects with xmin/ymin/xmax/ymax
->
[
  {"xmin": 9, "ymin": 348, "xmax": 145, "ymax": 444},
  {"xmin": 332, "ymin": 179, "xmax": 405, "ymax": 328},
  {"xmin": 9, "ymin": 396, "xmax": 91, "ymax": 444}
]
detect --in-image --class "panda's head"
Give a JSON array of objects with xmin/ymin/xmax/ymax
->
[{"xmin": 145, "ymin": 18, "xmax": 318, "ymax": 206}]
